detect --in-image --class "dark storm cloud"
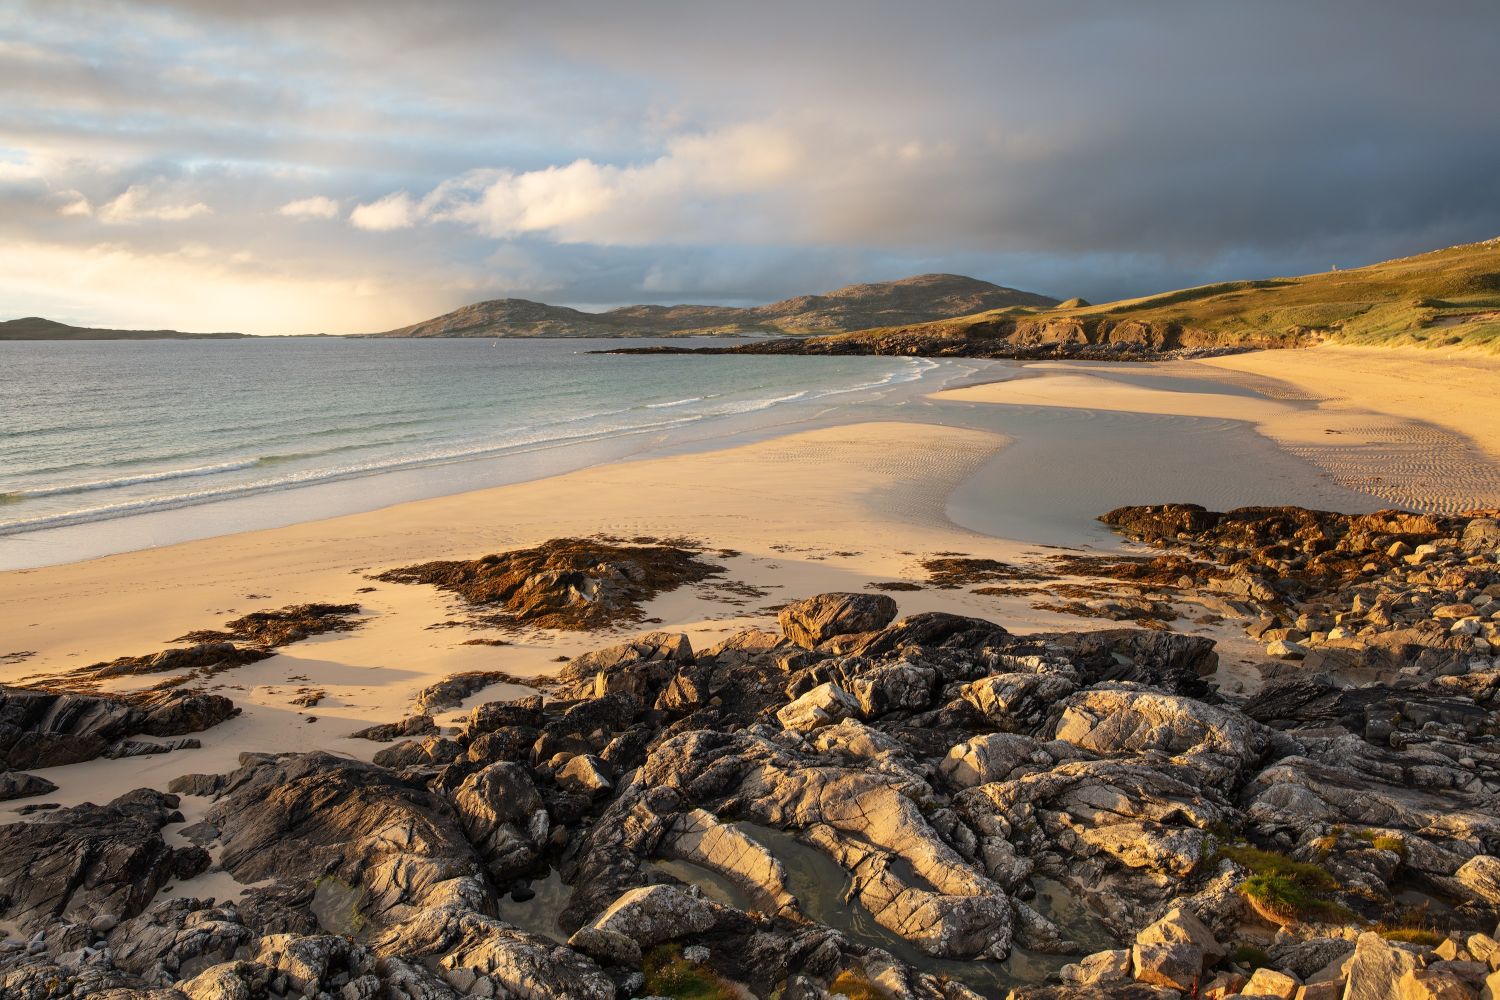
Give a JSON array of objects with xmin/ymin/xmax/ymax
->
[{"xmin": 1, "ymin": 0, "xmax": 1496, "ymax": 332}]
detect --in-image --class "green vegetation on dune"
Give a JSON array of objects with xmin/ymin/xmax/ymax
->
[{"xmin": 840, "ymin": 236, "xmax": 1500, "ymax": 353}]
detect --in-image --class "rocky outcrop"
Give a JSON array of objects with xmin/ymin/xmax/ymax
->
[
  {"xmin": 777, "ymin": 592, "xmax": 899, "ymax": 649},
  {"xmin": 376, "ymin": 538, "xmax": 723, "ymax": 630},
  {"xmin": 8, "ymin": 574, "xmax": 1500, "ymax": 999},
  {"xmin": 0, "ymin": 789, "xmax": 208, "ymax": 935},
  {"xmin": 175, "ymin": 603, "xmax": 363, "ymax": 647},
  {"xmin": 0, "ymin": 685, "xmax": 237, "ymax": 769}
]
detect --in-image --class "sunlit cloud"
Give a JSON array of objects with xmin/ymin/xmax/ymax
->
[
  {"xmin": 277, "ymin": 195, "xmax": 340, "ymax": 220},
  {"xmin": 0, "ymin": 0, "xmax": 1496, "ymax": 333}
]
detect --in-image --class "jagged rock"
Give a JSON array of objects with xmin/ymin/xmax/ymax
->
[
  {"xmin": 939, "ymin": 733, "xmax": 1041, "ymax": 789},
  {"xmin": 960, "ymin": 672, "xmax": 1076, "ymax": 730},
  {"xmin": 0, "ymin": 686, "xmax": 236, "ymax": 769},
  {"xmin": 466, "ymin": 695, "xmax": 545, "ymax": 735},
  {"xmin": 778, "ymin": 593, "xmax": 899, "ymax": 649},
  {"xmin": 556, "ymin": 753, "xmax": 613, "ymax": 796},
  {"xmin": 412, "ymin": 671, "xmax": 513, "ymax": 715},
  {"xmin": 1060, "ymin": 948, "xmax": 1132, "ymax": 984},
  {"xmin": 571, "ymin": 884, "xmax": 751, "ymax": 956},
  {"xmin": 1051, "ymin": 684, "xmax": 1272, "ymax": 781},
  {"xmin": 661, "ymin": 808, "xmax": 798, "ymax": 916},
  {"xmin": 1343, "ymin": 931, "xmax": 1422, "ymax": 1000},
  {"xmin": 205, "ymin": 753, "xmax": 489, "ymax": 934},
  {"xmin": 349, "ymin": 714, "xmax": 438, "ymax": 742},
  {"xmin": 109, "ymin": 897, "xmax": 255, "ymax": 980},
  {"xmin": 372, "ymin": 735, "xmax": 463, "ymax": 769},
  {"xmin": 777, "ymin": 682, "xmax": 859, "ymax": 732},
  {"xmin": 70, "ymin": 641, "xmax": 271, "ymax": 683},
  {"xmin": 559, "ymin": 631, "xmax": 692, "ymax": 698},
  {"xmin": 1456, "ymin": 855, "xmax": 1500, "ymax": 905},
  {"xmin": 375, "ymin": 903, "xmax": 613, "ymax": 1000},
  {"xmin": 1242, "ymin": 967, "xmax": 1301, "ymax": 998},
  {"xmin": 0, "ymin": 772, "xmax": 56, "ymax": 801},
  {"xmin": 376, "ymin": 538, "xmax": 722, "ymax": 630},
  {"xmin": 0, "ymin": 788, "xmax": 207, "ymax": 935},
  {"xmin": 451, "ymin": 761, "xmax": 548, "ymax": 881},
  {"xmin": 1463, "ymin": 518, "xmax": 1500, "ymax": 553}
]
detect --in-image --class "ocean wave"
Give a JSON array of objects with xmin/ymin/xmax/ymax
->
[
  {"xmin": 1, "ymin": 357, "xmax": 938, "ymax": 535},
  {"xmin": 7, "ymin": 458, "xmax": 265, "ymax": 500}
]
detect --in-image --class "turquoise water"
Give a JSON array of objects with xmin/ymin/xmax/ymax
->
[{"xmin": 0, "ymin": 338, "xmax": 935, "ymax": 557}]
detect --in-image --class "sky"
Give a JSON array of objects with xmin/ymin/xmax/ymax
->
[{"xmin": 2, "ymin": 2, "xmax": 1498, "ymax": 335}]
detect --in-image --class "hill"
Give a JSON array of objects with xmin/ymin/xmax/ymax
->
[
  {"xmin": 642, "ymin": 237, "xmax": 1500, "ymax": 359},
  {"xmin": 373, "ymin": 273, "xmax": 1056, "ymax": 337},
  {"xmin": 0, "ymin": 317, "xmax": 247, "ymax": 341}
]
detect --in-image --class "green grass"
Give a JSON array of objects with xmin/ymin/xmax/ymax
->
[
  {"xmin": 643, "ymin": 945, "xmax": 741, "ymax": 1000},
  {"xmin": 1353, "ymin": 830, "xmax": 1408, "ymax": 856},
  {"xmin": 833, "ymin": 237, "xmax": 1500, "ymax": 353},
  {"xmin": 1218, "ymin": 844, "xmax": 1338, "ymax": 889},
  {"xmin": 1241, "ymin": 875, "xmax": 1355, "ymax": 924}
]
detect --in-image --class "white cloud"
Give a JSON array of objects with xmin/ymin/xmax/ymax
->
[
  {"xmin": 56, "ymin": 191, "xmax": 93, "ymax": 216},
  {"xmin": 349, "ymin": 191, "xmax": 419, "ymax": 231},
  {"xmin": 97, "ymin": 184, "xmax": 212, "ymax": 224},
  {"xmin": 277, "ymin": 195, "xmax": 340, "ymax": 219}
]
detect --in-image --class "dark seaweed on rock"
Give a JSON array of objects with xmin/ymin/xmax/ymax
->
[
  {"xmin": 176, "ymin": 602, "xmax": 364, "ymax": 647},
  {"xmin": 375, "ymin": 537, "xmax": 724, "ymax": 630}
]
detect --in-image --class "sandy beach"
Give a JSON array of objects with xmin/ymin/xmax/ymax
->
[
  {"xmin": 5, "ymin": 345, "xmax": 1497, "ymax": 824},
  {"xmin": 936, "ymin": 343, "xmax": 1500, "ymax": 515}
]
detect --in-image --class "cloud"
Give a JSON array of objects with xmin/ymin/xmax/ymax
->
[
  {"xmin": 1, "ymin": 1, "xmax": 1499, "ymax": 333},
  {"xmin": 96, "ymin": 184, "xmax": 212, "ymax": 224},
  {"xmin": 349, "ymin": 191, "xmax": 419, "ymax": 231},
  {"xmin": 277, "ymin": 195, "xmax": 339, "ymax": 219}
]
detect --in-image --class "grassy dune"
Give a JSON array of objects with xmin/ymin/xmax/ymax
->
[{"xmin": 845, "ymin": 236, "xmax": 1500, "ymax": 352}]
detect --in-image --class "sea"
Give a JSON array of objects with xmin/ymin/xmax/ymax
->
[{"xmin": 0, "ymin": 337, "xmax": 957, "ymax": 569}]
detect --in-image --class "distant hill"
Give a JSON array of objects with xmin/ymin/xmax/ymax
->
[
  {"xmin": 0, "ymin": 317, "xmax": 247, "ymax": 341},
  {"xmin": 748, "ymin": 237, "xmax": 1500, "ymax": 356},
  {"xmin": 374, "ymin": 273, "xmax": 1057, "ymax": 338}
]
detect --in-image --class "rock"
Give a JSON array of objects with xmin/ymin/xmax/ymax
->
[
  {"xmin": 559, "ymin": 631, "xmax": 693, "ymax": 699},
  {"xmin": 960, "ymin": 672, "xmax": 1077, "ymax": 730},
  {"xmin": 571, "ymin": 884, "xmax": 750, "ymax": 953},
  {"xmin": 556, "ymin": 754, "xmax": 613, "ymax": 796},
  {"xmin": 778, "ymin": 593, "xmax": 898, "ymax": 649},
  {"xmin": 776, "ymin": 682, "xmax": 859, "ymax": 732},
  {"xmin": 0, "ymin": 685, "xmax": 236, "ymax": 770},
  {"xmin": 1344, "ymin": 931, "xmax": 1421, "ymax": 1000},
  {"xmin": 176, "ymin": 603, "xmax": 363, "ymax": 647},
  {"xmin": 376, "ymin": 538, "xmax": 723, "ymax": 630},
  {"xmin": 0, "ymin": 788, "xmax": 207, "ymax": 934},
  {"xmin": 1398, "ymin": 969, "xmax": 1479, "ymax": 1000},
  {"xmin": 451, "ymin": 761, "xmax": 548, "ymax": 881},
  {"xmin": 372, "ymin": 735, "xmax": 463, "ymax": 769},
  {"xmin": 1132, "ymin": 939, "xmax": 1203, "ymax": 991},
  {"xmin": 348, "ymin": 714, "xmax": 437, "ymax": 742},
  {"xmin": 1457, "ymin": 855, "xmax": 1500, "ymax": 904},
  {"xmin": 1467, "ymin": 934, "xmax": 1499, "ymax": 968},
  {"xmin": 466, "ymin": 696, "xmax": 545, "ymax": 735},
  {"xmin": 940, "ymin": 733, "xmax": 1039, "ymax": 788},
  {"xmin": 1126, "ymin": 906, "xmax": 1224, "ymax": 989},
  {"xmin": 1242, "ymin": 967, "xmax": 1301, "ymax": 999},
  {"xmin": 205, "ymin": 753, "xmax": 488, "ymax": 935},
  {"xmin": 1060, "ymin": 948, "xmax": 1132, "ymax": 984},
  {"xmin": 1052, "ymin": 684, "xmax": 1271, "ymax": 781},
  {"xmin": 1267, "ymin": 639, "xmax": 1308, "ymax": 660},
  {"xmin": 0, "ymin": 773, "xmax": 57, "ymax": 801},
  {"xmin": 1463, "ymin": 518, "xmax": 1500, "ymax": 553}
]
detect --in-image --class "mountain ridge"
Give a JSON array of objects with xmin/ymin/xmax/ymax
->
[
  {"xmin": 0, "ymin": 317, "xmax": 249, "ymax": 341},
  {"xmin": 371, "ymin": 273, "xmax": 1058, "ymax": 338}
]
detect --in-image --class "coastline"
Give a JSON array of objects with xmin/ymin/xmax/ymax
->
[{"xmin": 4, "ymin": 344, "xmax": 1498, "ymax": 821}]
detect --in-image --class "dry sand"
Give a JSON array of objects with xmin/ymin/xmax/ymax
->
[
  {"xmin": 2, "ymin": 421, "xmax": 1125, "ymax": 817},
  {"xmin": 7, "ymin": 345, "xmax": 1496, "ymax": 822}
]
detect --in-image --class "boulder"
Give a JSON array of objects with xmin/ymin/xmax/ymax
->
[
  {"xmin": 778, "ymin": 593, "xmax": 898, "ymax": 649},
  {"xmin": 1343, "ymin": 931, "xmax": 1421, "ymax": 1000},
  {"xmin": 556, "ymin": 754, "xmax": 614, "ymax": 796},
  {"xmin": 451, "ymin": 761, "xmax": 548, "ymax": 880},
  {"xmin": 940, "ymin": 733, "xmax": 1040, "ymax": 789},
  {"xmin": 1456, "ymin": 855, "xmax": 1500, "ymax": 905},
  {"xmin": 776, "ymin": 682, "xmax": 859, "ymax": 732}
]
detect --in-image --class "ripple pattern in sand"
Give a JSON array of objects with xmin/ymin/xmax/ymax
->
[{"xmin": 1287, "ymin": 420, "xmax": 1500, "ymax": 514}]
